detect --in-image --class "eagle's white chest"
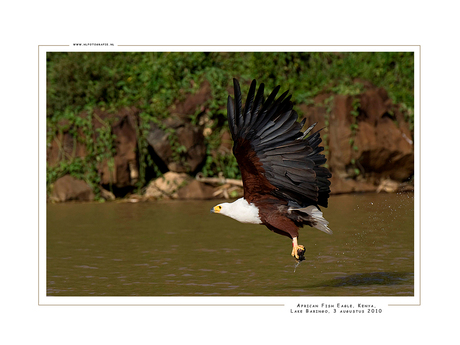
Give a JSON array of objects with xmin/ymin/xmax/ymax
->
[{"xmin": 225, "ymin": 197, "xmax": 262, "ymax": 225}]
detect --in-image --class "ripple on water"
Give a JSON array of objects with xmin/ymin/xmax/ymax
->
[{"xmin": 220, "ymin": 285, "xmax": 239, "ymax": 290}]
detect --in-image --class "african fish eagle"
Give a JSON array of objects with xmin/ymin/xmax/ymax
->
[{"xmin": 211, "ymin": 79, "xmax": 332, "ymax": 262}]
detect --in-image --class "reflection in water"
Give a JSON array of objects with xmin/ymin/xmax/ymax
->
[{"xmin": 47, "ymin": 192, "xmax": 414, "ymax": 296}]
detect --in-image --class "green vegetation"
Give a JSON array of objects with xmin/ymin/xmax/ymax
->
[
  {"xmin": 47, "ymin": 52, "xmax": 414, "ymax": 197},
  {"xmin": 46, "ymin": 107, "xmax": 117, "ymax": 198}
]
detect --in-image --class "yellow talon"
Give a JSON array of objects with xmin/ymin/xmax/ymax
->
[
  {"xmin": 291, "ymin": 243, "xmax": 305, "ymax": 261},
  {"xmin": 291, "ymin": 237, "xmax": 305, "ymax": 261},
  {"xmin": 291, "ymin": 244, "xmax": 305, "ymax": 259}
]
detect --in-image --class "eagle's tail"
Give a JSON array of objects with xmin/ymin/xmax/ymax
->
[{"xmin": 288, "ymin": 205, "xmax": 333, "ymax": 235}]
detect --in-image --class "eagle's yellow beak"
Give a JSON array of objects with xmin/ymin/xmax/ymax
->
[{"xmin": 211, "ymin": 205, "xmax": 222, "ymax": 213}]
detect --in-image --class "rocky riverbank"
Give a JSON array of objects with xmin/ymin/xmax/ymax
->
[{"xmin": 47, "ymin": 81, "xmax": 414, "ymax": 203}]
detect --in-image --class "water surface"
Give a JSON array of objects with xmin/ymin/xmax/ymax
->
[{"xmin": 47, "ymin": 192, "xmax": 414, "ymax": 296}]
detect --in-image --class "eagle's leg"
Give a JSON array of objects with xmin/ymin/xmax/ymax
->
[{"xmin": 291, "ymin": 237, "xmax": 306, "ymax": 262}]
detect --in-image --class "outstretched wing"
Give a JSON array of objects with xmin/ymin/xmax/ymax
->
[{"xmin": 227, "ymin": 79, "xmax": 331, "ymax": 207}]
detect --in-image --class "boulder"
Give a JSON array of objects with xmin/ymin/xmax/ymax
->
[
  {"xmin": 100, "ymin": 188, "xmax": 116, "ymax": 201},
  {"xmin": 376, "ymin": 179, "xmax": 399, "ymax": 193},
  {"xmin": 143, "ymin": 172, "xmax": 216, "ymax": 200},
  {"xmin": 301, "ymin": 84, "xmax": 414, "ymax": 192},
  {"xmin": 144, "ymin": 172, "xmax": 193, "ymax": 200},
  {"xmin": 146, "ymin": 117, "xmax": 206, "ymax": 173},
  {"xmin": 145, "ymin": 81, "xmax": 212, "ymax": 173},
  {"xmin": 355, "ymin": 118, "xmax": 413, "ymax": 181},
  {"xmin": 176, "ymin": 180, "xmax": 215, "ymax": 200},
  {"xmin": 50, "ymin": 175, "xmax": 94, "ymax": 202}
]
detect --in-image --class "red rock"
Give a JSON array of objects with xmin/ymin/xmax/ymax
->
[{"xmin": 302, "ymin": 84, "xmax": 414, "ymax": 192}]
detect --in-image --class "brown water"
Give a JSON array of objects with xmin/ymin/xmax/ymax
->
[{"xmin": 46, "ymin": 192, "xmax": 414, "ymax": 296}]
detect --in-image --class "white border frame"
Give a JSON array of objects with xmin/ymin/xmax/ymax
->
[{"xmin": 39, "ymin": 45, "xmax": 420, "ymax": 309}]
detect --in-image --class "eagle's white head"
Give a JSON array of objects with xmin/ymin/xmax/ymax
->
[{"xmin": 211, "ymin": 198, "xmax": 262, "ymax": 225}]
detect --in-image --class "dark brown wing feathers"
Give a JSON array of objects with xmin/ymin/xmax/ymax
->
[{"xmin": 227, "ymin": 79, "xmax": 331, "ymax": 210}]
